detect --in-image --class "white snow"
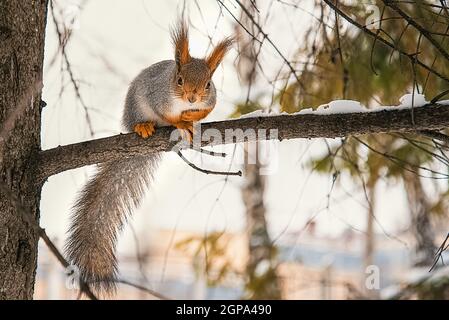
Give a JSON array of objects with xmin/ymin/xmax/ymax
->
[
  {"xmin": 298, "ymin": 100, "xmax": 365, "ymax": 115},
  {"xmin": 234, "ymin": 93, "xmax": 449, "ymax": 120},
  {"xmin": 237, "ymin": 109, "xmax": 276, "ymax": 119},
  {"xmin": 399, "ymin": 93, "xmax": 428, "ymax": 107}
]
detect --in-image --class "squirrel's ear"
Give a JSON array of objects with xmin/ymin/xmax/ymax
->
[
  {"xmin": 206, "ymin": 37, "xmax": 234, "ymax": 75},
  {"xmin": 171, "ymin": 20, "xmax": 191, "ymax": 71}
]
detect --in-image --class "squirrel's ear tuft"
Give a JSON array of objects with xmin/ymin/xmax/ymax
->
[
  {"xmin": 206, "ymin": 37, "xmax": 235, "ymax": 75},
  {"xmin": 171, "ymin": 19, "xmax": 191, "ymax": 71}
]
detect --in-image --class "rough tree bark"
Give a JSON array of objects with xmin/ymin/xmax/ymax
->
[
  {"xmin": 37, "ymin": 103, "xmax": 449, "ymax": 181},
  {"xmin": 0, "ymin": 0, "xmax": 48, "ymax": 299}
]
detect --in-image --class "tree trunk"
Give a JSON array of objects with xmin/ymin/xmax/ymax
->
[
  {"xmin": 241, "ymin": 144, "xmax": 281, "ymax": 299},
  {"xmin": 364, "ymin": 186, "xmax": 375, "ymax": 268},
  {"xmin": 235, "ymin": 0, "xmax": 281, "ymax": 299},
  {"xmin": 0, "ymin": 0, "xmax": 48, "ymax": 299},
  {"xmin": 363, "ymin": 184, "xmax": 378, "ymax": 298},
  {"xmin": 402, "ymin": 172, "xmax": 436, "ymax": 267}
]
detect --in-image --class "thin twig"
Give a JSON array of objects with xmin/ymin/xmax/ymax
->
[
  {"xmin": 115, "ymin": 279, "xmax": 170, "ymax": 300},
  {"xmin": 430, "ymin": 233, "xmax": 449, "ymax": 271},
  {"xmin": 418, "ymin": 130, "xmax": 449, "ymax": 144},
  {"xmin": 382, "ymin": 0, "xmax": 449, "ymax": 63},
  {"xmin": 323, "ymin": 0, "xmax": 449, "ymax": 83},
  {"xmin": 197, "ymin": 147, "xmax": 226, "ymax": 157},
  {"xmin": 49, "ymin": 0, "xmax": 95, "ymax": 136},
  {"xmin": 177, "ymin": 150, "xmax": 242, "ymax": 176}
]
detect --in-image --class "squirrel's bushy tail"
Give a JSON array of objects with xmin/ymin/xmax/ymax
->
[{"xmin": 65, "ymin": 154, "xmax": 160, "ymax": 294}]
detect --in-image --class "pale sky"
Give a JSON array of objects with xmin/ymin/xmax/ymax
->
[{"xmin": 40, "ymin": 0, "xmax": 412, "ymax": 258}]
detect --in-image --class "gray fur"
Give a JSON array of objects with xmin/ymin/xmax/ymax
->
[
  {"xmin": 65, "ymin": 58, "xmax": 217, "ymax": 295},
  {"xmin": 123, "ymin": 60, "xmax": 216, "ymax": 128},
  {"xmin": 65, "ymin": 154, "xmax": 160, "ymax": 294}
]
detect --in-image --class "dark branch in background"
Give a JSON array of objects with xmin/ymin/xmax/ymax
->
[
  {"xmin": 389, "ymin": 249, "xmax": 449, "ymax": 300},
  {"xmin": 37, "ymin": 103, "xmax": 449, "ymax": 181},
  {"xmin": 216, "ymin": 0, "xmax": 305, "ymax": 88},
  {"xmin": 431, "ymin": 89, "xmax": 449, "ymax": 104},
  {"xmin": 49, "ymin": 0, "xmax": 95, "ymax": 136},
  {"xmin": 322, "ymin": 0, "xmax": 449, "ymax": 83},
  {"xmin": 115, "ymin": 279, "xmax": 170, "ymax": 300},
  {"xmin": 419, "ymin": 129, "xmax": 449, "ymax": 144},
  {"xmin": 382, "ymin": 0, "xmax": 449, "ymax": 62},
  {"xmin": 353, "ymin": 136, "xmax": 448, "ymax": 179},
  {"xmin": 430, "ymin": 233, "xmax": 449, "ymax": 271}
]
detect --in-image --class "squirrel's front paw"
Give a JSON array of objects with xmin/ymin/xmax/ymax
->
[
  {"xmin": 134, "ymin": 122, "xmax": 155, "ymax": 138},
  {"xmin": 174, "ymin": 121, "xmax": 194, "ymax": 143},
  {"xmin": 180, "ymin": 108, "xmax": 213, "ymax": 122}
]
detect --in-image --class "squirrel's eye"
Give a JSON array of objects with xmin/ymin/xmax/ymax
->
[
  {"xmin": 177, "ymin": 77, "xmax": 183, "ymax": 86},
  {"xmin": 205, "ymin": 81, "xmax": 211, "ymax": 90}
]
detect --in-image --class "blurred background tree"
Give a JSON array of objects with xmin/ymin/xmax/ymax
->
[
  {"xmin": 227, "ymin": 0, "xmax": 449, "ymax": 298},
  {"xmin": 233, "ymin": 0, "xmax": 282, "ymax": 299},
  {"xmin": 279, "ymin": 0, "xmax": 449, "ymax": 271}
]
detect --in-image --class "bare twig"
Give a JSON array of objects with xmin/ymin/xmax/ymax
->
[
  {"xmin": 322, "ymin": 0, "xmax": 449, "ymax": 83},
  {"xmin": 382, "ymin": 0, "xmax": 449, "ymax": 63},
  {"xmin": 431, "ymin": 89, "xmax": 449, "ymax": 104},
  {"xmin": 430, "ymin": 233, "xmax": 449, "ymax": 271},
  {"xmin": 177, "ymin": 150, "xmax": 242, "ymax": 176},
  {"xmin": 197, "ymin": 147, "xmax": 227, "ymax": 157},
  {"xmin": 115, "ymin": 279, "xmax": 170, "ymax": 300},
  {"xmin": 418, "ymin": 130, "xmax": 449, "ymax": 144},
  {"xmin": 49, "ymin": 0, "xmax": 95, "ymax": 136}
]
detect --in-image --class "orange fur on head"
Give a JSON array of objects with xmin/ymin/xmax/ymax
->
[
  {"xmin": 206, "ymin": 37, "xmax": 234, "ymax": 74},
  {"xmin": 171, "ymin": 20, "xmax": 191, "ymax": 69}
]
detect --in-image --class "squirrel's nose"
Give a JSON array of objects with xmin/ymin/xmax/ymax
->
[{"xmin": 188, "ymin": 96, "xmax": 197, "ymax": 104}]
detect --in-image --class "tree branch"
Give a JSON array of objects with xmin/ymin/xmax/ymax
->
[
  {"xmin": 37, "ymin": 103, "xmax": 449, "ymax": 181},
  {"xmin": 382, "ymin": 0, "xmax": 449, "ymax": 63},
  {"xmin": 322, "ymin": 0, "xmax": 449, "ymax": 83}
]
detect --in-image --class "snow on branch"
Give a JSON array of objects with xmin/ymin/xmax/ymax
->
[{"xmin": 37, "ymin": 100, "xmax": 449, "ymax": 181}]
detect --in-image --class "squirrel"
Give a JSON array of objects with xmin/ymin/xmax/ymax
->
[{"xmin": 64, "ymin": 20, "xmax": 234, "ymax": 295}]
